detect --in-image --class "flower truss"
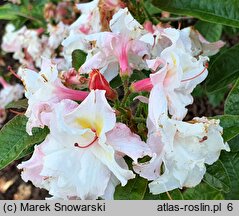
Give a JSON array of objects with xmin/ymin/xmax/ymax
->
[{"xmin": 1, "ymin": 1, "xmax": 230, "ymax": 200}]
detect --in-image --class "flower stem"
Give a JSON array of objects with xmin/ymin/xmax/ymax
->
[
  {"xmin": 158, "ymin": 16, "xmax": 193, "ymax": 22},
  {"xmin": 121, "ymin": 77, "xmax": 130, "ymax": 106},
  {"xmin": 166, "ymin": 191, "xmax": 173, "ymax": 200}
]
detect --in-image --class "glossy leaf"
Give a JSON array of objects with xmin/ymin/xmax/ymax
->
[
  {"xmin": 153, "ymin": 0, "xmax": 239, "ymax": 28},
  {"xmin": 0, "ymin": 115, "xmax": 49, "ymax": 170},
  {"xmin": 220, "ymin": 151, "xmax": 239, "ymax": 199},
  {"xmin": 72, "ymin": 49, "xmax": 87, "ymax": 71},
  {"xmin": 228, "ymin": 135, "xmax": 239, "ymax": 153},
  {"xmin": 143, "ymin": 0, "xmax": 161, "ymax": 16},
  {"xmin": 216, "ymin": 115, "xmax": 239, "ymax": 142},
  {"xmin": 154, "ymin": 189, "xmax": 184, "ymax": 200},
  {"xmin": 206, "ymin": 44, "xmax": 239, "ymax": 93},
  {"xmin": 5, "ymin": 99, "xmax": 28, "ymax": 110},
  {"xmin": 0, "ymin": 4, "xmax": 18, "ymax": 20},
  {"xmin": 195, "ymin": 21, "xmax": 223, "ymax": 42},
  {"xmin": 16, "ymin": 145, "xmax": 35, "ymax": 160},
  {"xmin": 204, "ymin": 160, "xmax": 231, "ymax": 193},
  {"xmin": 182, "ymin": 183, "xmax": 224, "ymax": 200},
  {"xmin": 114, "ymin": 175, "xmax": 148, "ymax": 200},
  {"xmin": 225, "ymin": 78, "xmax": 239, "ymax": 115}
]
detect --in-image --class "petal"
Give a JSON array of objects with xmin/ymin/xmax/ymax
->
[
  {"xmin": 80, "ymin": 52, "xmax": 109, "ymax": 74},
  {"xmin": 91, "ymin": 143, "xmax": 135, "ymax": 186},
  {"xmin": 41, "ymin": 147, "xmax": 111, "ymax": 200},
  {"xmin": 146, "ymin": 57, "xmax": 164, "ymax": 72},
  {"xmin": 147, "ymin": 116, "xmax": 229, "ymax": 194},
  {"xmin": 65, "ymin": 90, "xmax": 116, "ymax": 143},
  {"xmin": 192, "ymin": 117, "xmax": 230, "ymax": 164},
  {"xmin": 110, "ymin": 8, "xmax": 143, "ymax": 36},
  {"xmin": 0, "ymin": 84, "xmax": 24, "ymax": 108},
  {"xmin": 49, "ymin": 99, "xmax": 92, "ymax": 146},
  {"xmin": 106, "ymin": 123, "xmax": 152, "ymax": 162},
  {"xmin": 102, "ymin": 173, "xmax": 120, "ymax": 200},
  {"xmin": 133, "ymin": 153, "xmax": 162, "ymax": 181},
  {"xmin": 133, "ymin": 95, "xmax": 149, "ymax": 104},
  {"xmin": 17, "ymin": 143, "xmax": 45, "ymax": 187},
  {"xmin": 39, "ymin": 57, "xmax": 59, "ymax": 82},
  {"xmin": 147, "ymin": 84, "xmax": 168, "ymax": 132},
  {"xmin": 18, "ymin": 66, "xmax": 45, "ymax": 98},
  {"xmin": 62, "ymin": 33, "xmax": 88, "ymax": 65}
]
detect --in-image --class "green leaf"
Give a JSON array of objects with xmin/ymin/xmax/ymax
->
[
  {"xmin": 16, "ymin": 145, "xmax": 34, "ymax": 160},
  {"xmin": 203, "ymin": 160, "xmax": 231, "ymax": 193},
  {"xmin": 182, "ymin": 183, "xmax": 224, "ymax": 199},
  {"xmin": 114, "ymin": 175, "xmax": 148, "ymax": 200},
  {"xmin": 225, "ymin": 78, "xmax": 239, "ymax": 115},
  {"xmin": 5, "ymin": 99, "xmax": 28, "ymax": 110},
  {"xmin": 130, "ymin": 70, "xmax": 148, "ymax": 83},
  {"xmin": 216, "ymin": 115, "xmax": 239, "ymax": 142},
  {"xmin": 223, "ymin": 26, "xmax": 239, "ymax": 36},
  {"xmin": 11, "ymin": 17, "xmax": 28, "ymax": 29},
  {"xmin": 153, "ymin": 0, "xmax": 239, "ymax": 28},
  {"xmin": 110, "ymin": 75, "xmax": 122, "ymax": 89},
  {"xmin": 143, "ymin": 187, "xmax": 161, "ymax": 200},
  {"xmin": 207, "ymin": 86, "xmax": 228, "ymax": 108},
  {"xmin": 220, "ymin": 151, "xmax": 239, "ymax": 199},
  {"xmin": 156, "ymin": 189, "xmax": 184, "ymax": 200},
  {"xmin": 72, "ymin": 49, "xmax": 87, "ymax": 71},
  {"xmin": 0, "ymin": 115, "xmax": 49, "ymax": 170},
  {"xmin": 0, "ymin": 4, "xmax": 18, "ymax": 20},
  {"xmin": 195, "ymin": 21, "xmax": 222, "ymax": 42},
  {"xmin": 143, "ymin": 0, "xmax": 161, "ymax": 16},
  {"xmin": 228, "ymin": 135, "xmax": 239, "ymax": 153},
  {"xmin": 206, "ymin": 44, "xmax": 239, "ymax": 93}
]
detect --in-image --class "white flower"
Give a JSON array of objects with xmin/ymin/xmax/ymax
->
[
  {"xmin": 145, "ymin": 28, "xmax": 208, "ymax": 120},
  {"xmin": 18, "ymin": 58, "xmax": 88, "ymax": 135},
  {"xmin": 18, "ymin": 91, "xmax": 151, "ymax": 199},
  {"xmin": 62, "ymin": 0, "xmax": 124, "ymax": 68},
  {"xmin": 80, "ymin": 8, "xmax": 150, "ymax": 79},
  {"xmin": 0, "ymin": 81, "xmax": 24, "ymax": 108},
  {"xmin": 134, "ymin": 86, "xmax": 230, "ymax": 194},
  {"xmin": 71, "ymin": 0, "xmax": 101, "ymax": 35},
  {"xmin": 1, "ymin": 24, "xmax": 52, "ymax": 68},
  {"xmin": 0, "ymin": 76, "xmax": 24, "ymax": 124},
  {"xmin": 47, "ymin": 22, "xmax": 69, "ymax": 50}
]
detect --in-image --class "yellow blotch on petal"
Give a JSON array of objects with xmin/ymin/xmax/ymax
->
[{"xmin": 75, "ymin": 117, "xmax": 103, "ymax": 136}]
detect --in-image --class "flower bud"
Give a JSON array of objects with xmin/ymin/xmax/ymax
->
[
  {"xmin": 89, "ymin": 69, "xmax": 117, "ymax": 100},
  {"xmin": 130, "ymin": 78, "xmax": 153, "ymax": 92}
]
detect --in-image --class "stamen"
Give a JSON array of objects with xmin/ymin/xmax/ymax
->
[
  {"xmin": 0, "ymin": 77, "xmax": 8, "ymax": 88},
  {"xmin": 181, "ymin": 62, "xmax": 208, "ymax": 82},
  {"xmin": 178, "ymin": 21, "xmax": 182, "ymax": 30},
  {"xmin": 74, "ymin": 135, "xmax": 98, "ymax": 149},
  {"xmin": 199, "ymin": 136, "xmax": 208, "ymax": 143},
  {"xmin": 9, "ymin": 109, "xmax": 25, "ymax": 115},
  {"xmin": 8, "ymin": 66, "xmax": 21, "ymax": 80},
  {"xmin": 152, "ymin": 35, "xmax": 157, "ymax": 48}
]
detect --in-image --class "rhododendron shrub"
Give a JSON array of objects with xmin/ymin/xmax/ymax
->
[{"xmin": 0, "ymin": 0, "xmax": 239, "ymax": 200}]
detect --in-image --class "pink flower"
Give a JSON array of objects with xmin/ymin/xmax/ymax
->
[
  {"xmin": 18, "ymin": 90, "xmax": 151, "ymax": 200},
  {"xmin": 18, "ymin": 58, "xmax": 88, "ymax": 134},
  {"xmin": 130, "ymin": 78, "xmax": 153, "ymax": 92},
  {"xmin": 135, "ymin": 28, "xmax": 211, "ymax": 120},
  {"xmin": 80, "ymin": 8, "xmax": 150, "ymax": 79}
]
